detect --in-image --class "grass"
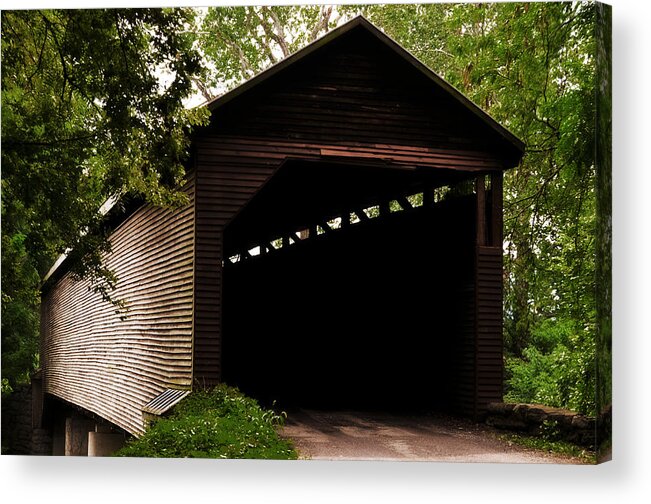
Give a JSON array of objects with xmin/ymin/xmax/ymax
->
[
  {"xmin": 499, "ymin": 433, "xmax": 597, "ymax": 464},
  {"xmin": 114, "ymin": 384, "xmax": 298, "ymax": 459}
]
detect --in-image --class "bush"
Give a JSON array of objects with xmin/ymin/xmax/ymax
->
[
  {"xmin": 505, "ymin": 318, "xmax": 596, "ymax": 416},
  {"xmin": 114, "ymin": 384, "xmax": 298, "ymax": 459}
]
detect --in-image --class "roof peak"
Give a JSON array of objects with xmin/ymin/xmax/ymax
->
[
  {"xmin": 203, "ymin": 15, "xmax": 376, "ymax": 111},
  {"xmin": 202, "ymin": 15, "xmax": 524, "ymax": 156}
]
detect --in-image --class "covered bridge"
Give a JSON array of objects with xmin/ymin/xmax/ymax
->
[{"xmin": 38, "ymin": 17, "xmax": 524, "ymax": 450}]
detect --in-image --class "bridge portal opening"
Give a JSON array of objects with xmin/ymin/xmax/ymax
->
[{"xmin": 222, "ymin": 160, "xmax": 479, "ymax": 414}]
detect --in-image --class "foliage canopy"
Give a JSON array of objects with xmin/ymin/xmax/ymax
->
[{"xmin": 1, "ymin": 8, "xmax": 207, "ymax": 387}]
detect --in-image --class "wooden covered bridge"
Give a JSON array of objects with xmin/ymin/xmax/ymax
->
[{"xmin": 37, "ymin": 17, "xmax": 524, "ymax": 454}]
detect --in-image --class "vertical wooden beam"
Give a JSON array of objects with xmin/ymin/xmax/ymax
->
[
  {"xmin": 65, "ymin": 415, "xmax": 94, "ymax": 456},
  {"xmin": 354, "ymin": 208, "xmax": 370, "ymax": 221},
  {"xmin": 491, "ymin": 171, "xmax": 503, "ymax": 247},
  {"xmin": 423, "ymin": 187, "xmax": 434, "ymax": 208},
  {"xmin": 474, "ymin": 175, "xmax": 485, "ymax": 419},
  {"xmin": 474, "ymin": 247, "xmax": 505, "ymax": 417},
  {"xmin": 318, "ymin": 221, "xmax": 332, "ymax": 233},
  {"xmin": 474, "ymin": 247, "xmax": 479, "ymax": 421},
  {"xmin": 215, "ymin": 234, "xmax": 224, "ymax": 384},
  {"xmin": 474, "ymin": 175, "xmax": 486, "ymax": 420},
  {"xmin": 472, "ymin": 173, "xmax": 505, "ymax": 418},
  {"xmin": 341, "ymin": 212, "xmax": 349, "ymax": 228},
  {"xmin": 397, "ymin": 195, "xmax": 413, "ymax": 210},
  {"xmin": 476, "ymin": 175, "xmax": 486, "ymax": 246}
]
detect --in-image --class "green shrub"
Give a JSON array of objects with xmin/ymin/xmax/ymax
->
[
  {"xmin": 505, "ymin": 318, "xmax": 596, "ymax": 416},
  {"xmin": 114, "ymin": 384, "xmax": 297, "ymax": 459}
]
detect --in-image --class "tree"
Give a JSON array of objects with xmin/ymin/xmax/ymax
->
[
  {"xmin": 197, "ymin": 5, "xmax": 343, "ymax": 100},
  {"xmin": 1, "ymin": 8, "xmax": 207, "ymax": 388}
]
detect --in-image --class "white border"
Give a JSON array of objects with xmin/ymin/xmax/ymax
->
[{"xmin": 2, "ymin": 1, "xmax": 650, "ymax": 502}]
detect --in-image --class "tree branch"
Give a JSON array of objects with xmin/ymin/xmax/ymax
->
[
  {"xmin": 27, "ymin": 21, "xmax": 49, "ymax": 85},
  {"xmin": 505, "ymin": 162, "xmax": 564, "ymax": 222},
  {"xmin": 191, "ymin": 76, "xmax": 215, "ymax": 101},
  {"xmin": 4, "ymin": 132, "xmax": 100, "ymax": 149},
  {"xmin": 114, "ymin": 12, "xmax": 132, "ymax": 89},
  {"xmin": 40, "ymin": 12, "xmax": 103, "ymax": 117},
  {"xmin": 265, "ymin": 7, "xmax": 290, "ymax": 57},
  {"xmin": 39, "ymin": 12, "xmax": 68, "ymax": 101},
  {"xmin": 215, "ymin": 29, "xmax": 254, "ymax": 77},
  {"xmin": 251, "ymin": 11, "xmax": 279, "ymax": 65},
  {"xmin": 309, "ymin": 5, "xmax": 333, "ymax": 42},
  {"xmin": 256, "ymin": 9, "xmax": 287, "ymax": 61}
]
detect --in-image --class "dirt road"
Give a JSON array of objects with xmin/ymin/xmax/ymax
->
[{"xmin": 280, "ymin": 409, "xmax": 585, "ymax": 464}]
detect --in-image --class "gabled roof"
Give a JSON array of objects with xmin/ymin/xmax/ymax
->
[{"xmin": 203, "ymin": 15, "xmax": 525, "ymax": 157}]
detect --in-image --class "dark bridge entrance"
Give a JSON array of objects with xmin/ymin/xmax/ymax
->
[{"xmin": 222, "ymin": 160, "xmax": 493, "ymax": 416}]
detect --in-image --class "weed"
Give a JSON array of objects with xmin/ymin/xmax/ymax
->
[
  {"xmin": 500, "ymin": 433, "xmax": 596, "ymax": 464},
  {"xmin": 114, "ymin": 384, "xmax": 298, "ymax": 459}
]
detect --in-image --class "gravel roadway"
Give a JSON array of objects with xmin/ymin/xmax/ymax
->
[{"xmin": 280, "ymin": 409, "xmax": 586, "ymax": 464}]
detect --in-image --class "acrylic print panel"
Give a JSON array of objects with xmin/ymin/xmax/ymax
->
[{"xmin": 1, "ymin": 2, "xmax": 611, "ymax": 465}]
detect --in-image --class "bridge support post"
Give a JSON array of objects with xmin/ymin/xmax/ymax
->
[
  {"xmin": 88, "ymin": 425, "xmax": 125, "ymax": 456},
  {"xmin": 64, "ymin": 414, "xmax": 94, "ymax": 456},
  {"xmin": 52, "ymin": 416, "xmax": 65, "ymax": 455}
]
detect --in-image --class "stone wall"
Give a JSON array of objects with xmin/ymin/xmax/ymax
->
[
  {"xmin": 1, "ymin": 384, "xmax": 52, "ymax": 455},
  {"xmin": 485, "ymin": 402, "xmax": 596, "ymax": 448}
]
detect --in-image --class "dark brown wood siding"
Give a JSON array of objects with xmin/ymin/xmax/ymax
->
[
  {"xmin": 193, "ymin": 28, "xmax": 513, "ymax": 390},
  {"xmin": 450, "ymin": 281, "xmax": 477, "ymax": 418},
  {"xmin": 475, "ymin": 245, "xmax": 504, "ymax": 414},
  {"xmin": 192, "ymin": 164, "xmax": 224, "ymax": 384},
  {"xmin": 41, "ymin": 176, "xmax": 195, "ymax": 436}
]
